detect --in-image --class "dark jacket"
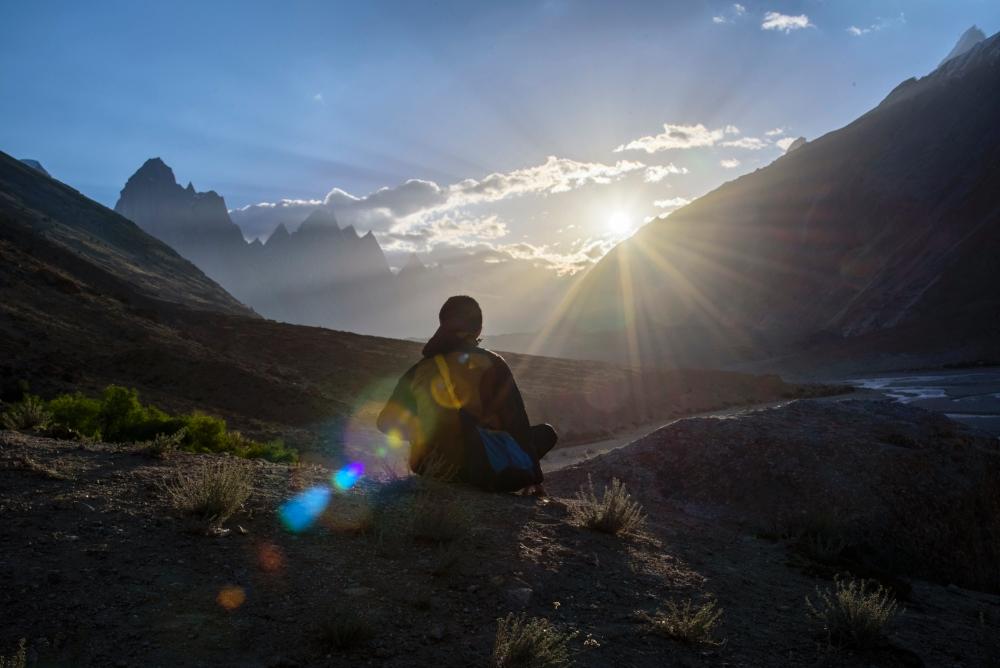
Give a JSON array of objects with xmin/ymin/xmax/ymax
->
[{"xmin": 376, "ymin": 337, "xmax": 531, "ymax": 476}]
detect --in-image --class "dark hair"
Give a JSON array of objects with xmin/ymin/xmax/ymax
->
[{"xmin": 439, "ymin": 295, "xmax": 482, "ymax": 334}]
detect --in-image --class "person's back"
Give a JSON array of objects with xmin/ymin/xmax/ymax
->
[{"xmin": 377, "ymin": 295, "xmax": 556, "ymax": 491}]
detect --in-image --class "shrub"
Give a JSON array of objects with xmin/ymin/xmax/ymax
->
[
  {"xmin": 137, "ymin": 428, "xmax": 187, "ymax": 459},
  {"xmin": 807, "ymin": 575, "xmax": 900, "ymax": 648},
  {"xmin": 317, "ymin": 605, "xmax": 375, "ymax": 650},
  {"xmin": 47, "ymin": 392, "xmax": 101, "ymax": 436},
  {"xmin": 164, "ymin": 459, "xmax": 253, "ymax": 525},
  {"xmin": 0, "ymin": 639, "xmax": 26, "ymax": 668},
  {"xmin": 572, "ymin": 476, "xmax": 645, "ymax": 536},
  {"xmin": 410, "ymin": 490, "xmax": 472, "ymax": 543},
  {"xmin": 641, "ymin": 599, "xmax": 724, "ymax": 645},
  {"xmin": 1, "ymin": 395, "xmax": 51, "ymax": 431},
  {"xmin": 43, "ymin": 386, "xmax": 297, "ymax": 462},
  {"xmin": 492, "ymin": 613, "xmax": 574, "ymax": 668}
]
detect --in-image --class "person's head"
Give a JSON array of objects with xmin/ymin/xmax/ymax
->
[{"xmin": 438, "ymin": 295, "xmax": 482, "ymax": 341}]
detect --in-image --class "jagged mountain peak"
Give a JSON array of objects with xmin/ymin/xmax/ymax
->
[
  {"xmin": 130, "ymin": 157, "xmax": 176, "ymax": 184},
  {"xmin": 19, "ymin": 159, "xmax": 50, "ymax": 177},
  {"xmin": 266, "ymin": 223, "xmax": 291, "ymax": 245},
  {"xmin": 785, "ymin": 137, "xmax": 807, "ymax": 153},
  {"xmin": 939, "ymin": 25, "xmax": 987, "ymax": 68},
  {"xmin": 298, "ymin": 208, "xmax": 340, "ymax": 232}
]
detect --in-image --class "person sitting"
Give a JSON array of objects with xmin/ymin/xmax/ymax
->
[{"xmin": 376, "ymin": 295, "xmax": 557, "ymax": 494}]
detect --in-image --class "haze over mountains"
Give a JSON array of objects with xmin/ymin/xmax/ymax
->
[
  {"xmin": 114, "ymin": 160, "xmax": 573, "ymax": 337},
  {"xmin": 504, "ymin": 27, "xmax": 1000, "ymax": 373}
]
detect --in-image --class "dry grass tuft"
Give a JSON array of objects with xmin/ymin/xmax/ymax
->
[
  {"xmin": 0, "ymin": 639, "xmax": 26, "ymax": 668},
  {"xmin": 807, "ymin": 574, "xmax": 900, "ymax": 648},
  {"xmin": 317, "ymin": 604, "xmax": 376, "ymax": 650},
  {"xmin": 1, "ymin": 396, "xmax": 50, "ymax": 431},
  {"xmin": 492, "ymin": 613, "xmax": 574, "ymax": 668},
  {"xmin": 164, "ymin": 458, "xmax": 252, "ymax": 525},
  {"xmin": 572, "ymin": 475, "xmax": 645, "ymax": 536},
  {"xmin": 641, "ymin": 599, "xmax": 724, "ymax": 645},
  {"xmin": 136, "ymin": 428, "xmax": 186, "ymax": 459}
]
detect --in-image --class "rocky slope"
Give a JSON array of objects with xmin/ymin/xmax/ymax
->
[
  {"xmin": 2, "ymin": 408, "xmax": 996, "ymax": 666},
  {"xmin": 531, "ymin": 29, "xmax": 1000, "ymax": 372}
]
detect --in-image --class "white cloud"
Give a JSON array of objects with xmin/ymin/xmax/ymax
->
[
  {"xmin": 653, "ymin": 197, "xmax": 692, "ymax": 209},
  {"xmin": 714, "ymin": 4, "xmax": 747, "ymax": 24},
  {"xmin": 312, "ymin": 93, "xmax": 324, "ymax": 103},
  {"xmin": 720, "ymin": 158, "xmax": 741, "ymax": 169},
  {"xmin": 847, "ymin": 13, "xmax": 905, "ymax": 37},
  {"xmin": 721, "ymin": 136, "xmax": 768, "ymax": 150},
  {"xmin": 776, "ymin": 136, "xmax": 798, "ymax": 151},
  {"xmin": 724, "ymin": 124, "xmax": 740, "ymax": 135},
  {"xmin": 761, "ymin": 12, "xmax": 814, "ymax": 33},
  {"xmin": 765, "ymin": 127, "xmax": 785, "ymax": 136},
  {"xmin": 615, "ymin": 123, "xmax": 725, "ymax": 153},
  {"xmin": 446, "ymin": 156, "xmax": 644, "ymax": 205},
  {"xmin": 643, "ymin": 163, "xmax": 689, "ymax": 183}
]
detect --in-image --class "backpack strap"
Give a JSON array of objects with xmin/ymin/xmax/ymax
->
[{"xmin": 433, "ymin": 354, "xmax": 462, "ymax": 409}]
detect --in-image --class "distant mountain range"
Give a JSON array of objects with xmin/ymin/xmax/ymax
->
[
  {"xmin": 113, "ymin": 160, "xmax": 572, "ymax": 337},
  {"xmin": 503, "ymin": 27, "xmax": 1000, "ymax": 373}
]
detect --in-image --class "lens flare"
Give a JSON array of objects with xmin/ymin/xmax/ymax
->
[
  {"xmin": 217, "ymin": 585, "xmax": 246, "ymax": 611},
  {"xmin": 332, "ymin": 462, "xmax": 364, "ymax": 491},
  {"xmin": 278, "ymin": 486, "xmax": 331, "ymax": 533},
  {"xmin": 386, "ymin": 428, "xmax": 404, "ymax": 450},
  {"xmin": 257, "ymin": 543, "xmax": 285, "ymax": 573}
]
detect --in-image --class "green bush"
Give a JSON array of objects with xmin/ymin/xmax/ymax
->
[
  {"xmin": 47, "ymin": 392, "xmax": 101, "ymax": 436},
  {"xmin": 43, "ymin": 386, "xmax": 296, "ymax": 462}
]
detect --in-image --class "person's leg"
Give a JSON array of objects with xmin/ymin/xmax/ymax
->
[{"xmin": 528, "ymin": 423, "xmax": 558, "ymax": 460}]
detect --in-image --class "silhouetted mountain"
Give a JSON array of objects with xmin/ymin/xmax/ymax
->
[
  {"xmin": 939, "ymin": 25, "xmax": 986, "ymax": 67},
  {"xmin": 533, "ymin": 29, "xmax": 1000, "ymax": 373},
  {"xmin": 114, "ymin": 158, "xmax": 248, "ymax": 288},
  {"xmin": 19, "ymin": 159, "xmax": 49, "ymax": 177}
]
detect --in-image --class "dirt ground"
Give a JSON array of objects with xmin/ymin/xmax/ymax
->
[{"xmin": 2, "ymin": 415, "xmax": 996, "ymax": 667}]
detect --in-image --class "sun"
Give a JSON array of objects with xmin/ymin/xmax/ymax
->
[{"xmin": 607, "ymin": 211, "xmax": 632, "ymax": 236}]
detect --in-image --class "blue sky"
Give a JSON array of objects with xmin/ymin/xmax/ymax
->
[{"xmin": 2, "ymin": 1, "xmax": 998, "ymax": 271}]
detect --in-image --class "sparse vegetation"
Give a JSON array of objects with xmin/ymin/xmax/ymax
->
[
  {"xmin": 641, "ymin": 599, "xmax": 724, "ymax": 645},
  {"xmin": 164, "ymin": 458, "xmax": 253, "ymax": 525},
  {"xmin": 317, "ymin": 604, "xmax": 376, "ymax": 650},
  {"xmin": 807, "ymin": 575, "xmax": 900, "ymax": 649},
  {"xmin": 492, "ymin": 613, "xmax": 574, "ymax": 668},
  {"xmin": 136, "ymin": 427, "xmax": 187, "ymax": 459},
  {"xmin": 1, "ymin": 395, "xmax": 51, "ymax": 431},
  {"xmin": 572, "ymin": 475, "xmax": 645, "ymax": 536},
  {"xmin": 0, "ymin": 639, "xmax": 26, "ymax": 668},
  {"xmin": 43, "ymin": 386, "xmax": 297, "ymax": 462}
]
